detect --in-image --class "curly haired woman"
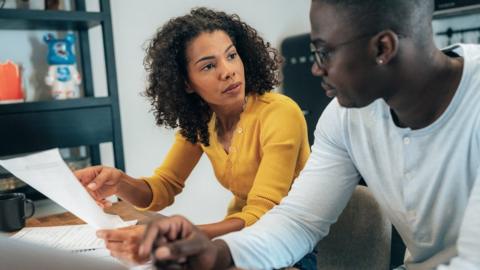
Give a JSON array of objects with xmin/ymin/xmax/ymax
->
[{"xmin": 75, "ymin": 7, "xmax": 314, "ymax": 268}]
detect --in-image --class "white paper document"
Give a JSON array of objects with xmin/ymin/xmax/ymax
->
[
  {"xmin": 1, "ymin": 235, "xmax": 128, "ymax": 270},
  {"xmin": 11, "ymin": 223, "xmax": 146, "ymax": 267},
  {"xmin": 0, "ymin": 149, "xmax": 128, "ymax": 229},
  {"xmin": 12, "ymin": 224, "xmax": 117, "ymax": 262},
  {"xmin": 12, "ymin": 224, "xmax": 105, "ymax": 251}
]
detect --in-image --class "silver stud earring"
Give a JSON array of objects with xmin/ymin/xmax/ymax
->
[{"xmin": 377, "ymin": 58, "xmax": 384, "ymax": 65}]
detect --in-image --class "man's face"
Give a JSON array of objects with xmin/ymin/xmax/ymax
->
[{"xmin": 309, "ymin": 1, "xmax": 384, "ymax": 108}]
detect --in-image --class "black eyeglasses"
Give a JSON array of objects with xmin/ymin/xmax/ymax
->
[{"xmin": 310, "ymin": 32, "xmax": 377, "ymax": 67}]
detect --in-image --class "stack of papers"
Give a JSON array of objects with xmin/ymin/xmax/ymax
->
[{"xmin": 12, "ymin": 224, "xmax": 104, "ymax": 251}]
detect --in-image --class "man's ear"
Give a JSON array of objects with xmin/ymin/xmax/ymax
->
[
  {"xmin": 185, "ymin": 81, "xmax": 195, "ymax": 94},
  {"xmin": 372, "ymin": 30, "xmax": 399, "ymax": 65}
]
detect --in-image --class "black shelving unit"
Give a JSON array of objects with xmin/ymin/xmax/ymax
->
[
  {"xmin": 0, "ymin": 0, "xmax": 124, "ymax": 171},
  {"xmin": 0, "ymin": 9, "xmax": 104, "ymax": 29},
  {"xmin": 433, "ymin": 3, "xmax": 480, "ymax": 19}
]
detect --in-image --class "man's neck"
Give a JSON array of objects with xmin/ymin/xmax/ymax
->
[{"xmin": 387, "ymin": 47, "xmax": 464, "ymax": 129}]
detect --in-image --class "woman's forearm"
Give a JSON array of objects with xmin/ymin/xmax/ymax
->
[
  {"xmin": 198, "ymin": 218, "xmax": 245, "ymax": 239},
  {"xmin": 117, "ymin": 176, "xmax": 153, "ymax": 208}
]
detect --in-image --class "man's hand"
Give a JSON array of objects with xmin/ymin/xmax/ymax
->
[
  {"xmin": 139, "ymin": 215, "xmax": 232, "ymax": 270},
  {"xmin": 97, "ymin": 225, "xmax": 148, "ymax": 264}
]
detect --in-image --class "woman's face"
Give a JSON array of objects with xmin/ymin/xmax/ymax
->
[{"xmin": 185, "ymin": 30, "xmax": 246, "ymax": 109}]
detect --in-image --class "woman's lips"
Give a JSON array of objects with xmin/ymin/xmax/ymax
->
[{"xmin": 223, "ymin": 82, "xmax": 242, "ymax": 93}]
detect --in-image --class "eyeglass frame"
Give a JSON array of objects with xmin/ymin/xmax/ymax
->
[{"xmin": 310, "ymin": 32, "xmax": 383, "ymax": 68}]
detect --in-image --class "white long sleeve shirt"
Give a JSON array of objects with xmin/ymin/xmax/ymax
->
[{"xmin": 219, "ymin": 44, "xmax": 480, "ymax": 270}]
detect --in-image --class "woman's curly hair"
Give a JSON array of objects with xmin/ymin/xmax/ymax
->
[{"xmin": 143, "ymin": 7, "xmax": 281, "ymax": 146}]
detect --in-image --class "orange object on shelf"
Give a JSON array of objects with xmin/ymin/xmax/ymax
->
[{"xmin": 0, "ymin": 60, "xmax": 24, "ymax": 102}]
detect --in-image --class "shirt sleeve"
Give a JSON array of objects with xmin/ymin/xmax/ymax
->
[
  {"xmin": 219, "ymin": 100, "xmax": 362, "ymax": 269},
  {"xmin": 225, "ymin": 99, "xmax": 310, "ymax": 226},
  {"xmin": 136, "ymin": 132, "xmax": 203, "ymax": 211},
  {"xmin": 436, "ymin": 167, "xmax": 480, "ymax": 270}
]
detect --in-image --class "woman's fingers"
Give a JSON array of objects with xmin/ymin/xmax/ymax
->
[
  {"xmin": 74, "ymin": 166, "xmax": 102, "ymax": 185},
  {"xmin": 106, "ymin": 240, "xmax": 138, "ymax": 253},
  {"xmin": 97, "ymin": 229, "xmax": 124, "ymax": 242},
  {"xmin": 97, "ymin": 226, "xmax": 143, "ymax": 243},
  {"xmin": 75, "ymin": 166, "xmax": 119, "ymax": 191},
  {"xmin": 86, "ymin": 168, "xmax": 115, "ymax": 191},
  {"xmin": 98, "ymin": 226, "xmax": 150, "ymax": 264}
]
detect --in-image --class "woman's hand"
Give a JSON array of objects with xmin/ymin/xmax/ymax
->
[
  {"xmin": 97, "ymin": 225, "xmax": 149, "ymax": 264},
  {"xmin": 140, "ymin": 215, "xmax": 228, "ymax": 270},
  {"xmin": 74, "ymin": 166, "xmax": 125, "ymax": 208}
]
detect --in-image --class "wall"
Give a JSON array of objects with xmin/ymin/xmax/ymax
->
[
  {"xmin": 433, "ymin": 13, "xmax": 480, "ymax": 48},
  {"xmin": 108, "ymin": 0, "xmax": 311, "ymax": 223}
]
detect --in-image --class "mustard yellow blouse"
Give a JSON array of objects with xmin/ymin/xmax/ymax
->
[{"xmin": 140, "ymin": 92, "xmax": 310, "ymax": 226}]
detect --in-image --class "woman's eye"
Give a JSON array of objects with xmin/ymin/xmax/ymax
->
[
  {"xmin": 227, "ymin": 52, "xmax": 237, "ymax": 60},
  {"xmin": 201, "ymin": 63, "xmax": 214, "ymax": 71}
]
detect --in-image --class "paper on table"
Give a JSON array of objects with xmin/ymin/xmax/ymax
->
[
  {"xmin": 0, "ymin": 149, "xmax": 128, "ymax": 229},
  {"xmin": 11, "ymin": 224, "xmax": 105, "ymax": 250},
  {"xmin": 11, "ymin": 224, "xmax": 126, "ymax": 262},
  {"xmin": 11, "ymin": 221, "xmax": 136, "ymax": 252}
]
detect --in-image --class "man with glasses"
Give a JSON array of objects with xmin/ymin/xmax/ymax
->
[{"xmin": 139, "ymin": 0, "xmax": 480, "ymax": 269}]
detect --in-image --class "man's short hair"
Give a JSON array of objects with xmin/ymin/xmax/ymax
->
[{"xmin": 314, "ymin": 0, "xmax": 434, "ymax": 38}]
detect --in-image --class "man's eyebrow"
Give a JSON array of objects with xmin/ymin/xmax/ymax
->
[{"xmin": 194, "ymin": 44, "xmax": 235, "ymax": 65}]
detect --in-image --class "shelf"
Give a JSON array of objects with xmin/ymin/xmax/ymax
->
[
  {"xmin": 0, "ymin": 9, "xmax": 106, "ymax": 30},
  {"xmin": 0, "ymin": 0, "xmax": 125, "ymax": 171},
  {"xmin": 433, "ymin": 4, "xmax": 480, "ymax": 19},
  {"xmin": 0, "ymin": 97, "xmax": 112, "ymax": 114},
  {"xmin": 0, "ymin": 97, "xmax": 115, "ymax": 156}
]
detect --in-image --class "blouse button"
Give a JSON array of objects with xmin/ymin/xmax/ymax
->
[{"xmin": 237, "ymin": 127, "xmax": 243, "ymax": 134}]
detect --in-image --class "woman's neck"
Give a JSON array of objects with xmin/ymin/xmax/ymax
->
[{"xmin": 213, "ymin": 96, "xmax": 247, "ymax": 134}]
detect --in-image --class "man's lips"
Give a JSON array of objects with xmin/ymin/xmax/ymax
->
[
  {"xmin": 321, "ymin": 80, "xmax": 334, "ymax": 90},
  {"xmin": 321, "ymin": 81, "xmax": 337, "ymax": 98},
  {"xmin": 223, "ymin": 82, "xmax": 242, "ymax": 93}
]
